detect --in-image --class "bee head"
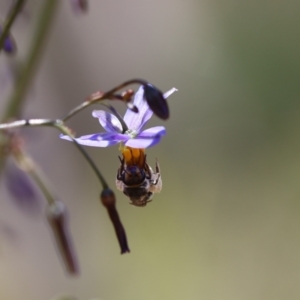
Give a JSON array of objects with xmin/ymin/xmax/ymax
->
[{"xmin": 129, "ymin": 192, "xmax": 154, "ymax": 207}]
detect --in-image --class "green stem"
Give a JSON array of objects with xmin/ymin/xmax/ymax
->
[
  {"xmin": 1, "ymin": 0, "xmax": 59, "ymax": 122},
  {"xmin": 55, "ymin": 123, "xmax": 109, "ymax": 190},
  {"xmin": 0, "ymin": 118, "xmax": 109, "ymax": 190},
  {"xmin": 62, "ymin": 78, "xmax": 148, "ymax": 122},
  {"xmin": 0, "ymin": 118, "xmax": 55, "ymax": 129},
  {"xmin": 0, "ymin": 0, "xmax": 59, "ymax": 178},
  {"xmin": 0, "ymin": 0, "xmax": 26, "ymax": 54}
]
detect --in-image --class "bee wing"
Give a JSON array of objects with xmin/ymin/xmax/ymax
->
[{"xmin": 115, "ymin": 178, "xmax": 125, "ymax": 191}]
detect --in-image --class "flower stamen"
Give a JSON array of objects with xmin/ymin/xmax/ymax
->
[{"xmin": 125, "ymin": 129, "xmax": 137, "ymax": 139}]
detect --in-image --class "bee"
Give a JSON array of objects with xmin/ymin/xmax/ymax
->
[{"xmin": 116, "ymin": 154, "xmax": 162, "ymax": 207}]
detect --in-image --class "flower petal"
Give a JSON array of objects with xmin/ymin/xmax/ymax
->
[
  {"xmin": 123, "ymin": 86, "xmax": 151, "ymax": 132},
  {"xmin": 60, "ymin": 132, "xmax": 128, "ymax": 147},
  {"xmin": 125, "ymin": 126, "xmax": 166, "ymax": 148},
  {"xmin": 163, "ymin": 87, "xmax": 178, "ymax": 99},
  {"xmin": 92, "ymin": 110, "xmax": 123, "ymax": 133}
]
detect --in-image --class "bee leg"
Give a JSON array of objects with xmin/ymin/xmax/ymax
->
[
  {"xmin": 144, "ymin": 162, "xmax": 153, "ymax": 179},
  {"xmin": 118, "ymin": 156, "xmax": 124, "ymax": 167},
  {"xmin": 117, "ymin": 156, "xmax": 125, "ymax": 180},
  {"xmin": 151, "ymin": 174, "xmax": 161, "ymax": 185},
  {"xmin": 149, "ymin": 159, "xmax": 161, "ymax": 185},
  {"xmin": 155, "ymin": 159, "xmax": 160, "ymax": 173},
  {"xmin": 117, "ymin": 167, "xmax": 122, "ymax": 180}
]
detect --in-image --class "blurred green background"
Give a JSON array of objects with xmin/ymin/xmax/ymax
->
[{"xmin": 1, "ymin": 0, "xmax": 300, "ymax": 299}]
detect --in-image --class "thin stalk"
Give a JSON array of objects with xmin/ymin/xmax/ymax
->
[
  {"xmin": 0, "ymin": 118, "xmax": 55, "ymax": 129},
  {"xmin": 0, "ymin": 0, "xmax": 26, "ymax": 54},
  {"xmin": 0, "ymin": 118, "xmax": 109, "ymax": 189},
  {"xmin": 55, "ymin": 123, "xmax": 109, "ymax": 190},
  {"xmin": 62, "ymin": 79, "xmax": 148, "ymax": 122},
  {"xmin": 1, "ymin": 0, "xmax": 59, "ymax": 121},
  {"xmin": 0, "ymin": 0, "xmax": 59, "ymax": 178}
]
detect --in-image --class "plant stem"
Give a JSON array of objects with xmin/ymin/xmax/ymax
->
[
  {"xmin": 1, "ymin": 0, "xmax": 59, "ymax": 122},
  {"xmin": 0, "ymin": 0, "xmax": 26, "ymax": 54},
  {"xmin": 0, "ymin": 118, "xmax": 109, "ymax": 190},
  {"xmin": 62, "ymin": 79, "xmax": 148, "ymax": 122},
  {"xmin": 0, "ymin": 118, "xmax": 55, "ymax": 129},
  {"xmin": 55, "ymin": 123, "xmax": 109, "ymax": 190},
  {"xmin": 0, "ymin": 0, "xmax": 59, "ymax": 178}
]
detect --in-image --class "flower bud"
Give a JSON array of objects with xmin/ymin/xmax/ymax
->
[
  {"xmin": 100, "ymin": 188, "xmax": 116, "ymax": 207},
  {"xmin": 143, "ymin": 84, "xmax": 169, "ymax": 120},
  {"xmin": 47, "ymin": 201, "xmax": 79, "ymax": 275},
  {"xmin": 100, "ymin": 188, "xmax": 130, "ymax": 254},
  {"xmin": 121, "ymin": 89, "xmax": 134, "ymax": 102}
]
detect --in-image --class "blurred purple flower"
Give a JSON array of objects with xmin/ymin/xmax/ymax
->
[
  {"xmin": 60, "ymin": 86, "xmax": 177, "ymax": 148},
  {"xmin": 70, "ymin": 0, "xmax": 88, "ymax": 14},
  {"xmin": 4, "ymin": 161, "xmax": 41, "ymax": 214},
  {"xmin": 0, "ymin": 26, "xmax": 16, "ymax": 54}
]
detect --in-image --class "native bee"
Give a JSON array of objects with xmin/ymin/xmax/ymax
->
[{"xmin": 116, "ymin": 154, "xmax": 162, "ymax": 207}]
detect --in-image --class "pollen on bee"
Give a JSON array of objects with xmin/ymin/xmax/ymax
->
[
  {"xmin": 122, "ymin": 147, "xmax": 132, "ymax": 165},
  {"xmin": 131, "ymin": 148, "xmax": 140, "ymax": 158},
  {"xmin": 120, "ymin": 146, "xmax": 145, "ymax": 168}
]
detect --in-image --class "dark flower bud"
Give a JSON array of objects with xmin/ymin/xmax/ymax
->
[
  {"xmin": 100, "ymin": 188, "xmax": 130, "ymax": 254},
  {"xmin": 101, "ymin": 188, "xmax": 116, "ymax": 207},
  {"xmin": 47, "ymin": 201, "xmax": 79, "ymax": 275},
  {"xmin": 143, "ymin": 84, "xmax": 169, "ymax": 120}
]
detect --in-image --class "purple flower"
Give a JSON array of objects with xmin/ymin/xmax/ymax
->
[
  {"xmin": 60, "ymin": 86, "xmax": 177, "ymax": 149},
  {"xmin": 0, "ymin": 26, "xmax": 16, "ymax": 54},
  {"xmin": 4, "ymin": 160, "xmax": 41, "ymax": 215},
  {"xmin": 70, "ymin": 0, "xmax": 88, "ymax": 14}
]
